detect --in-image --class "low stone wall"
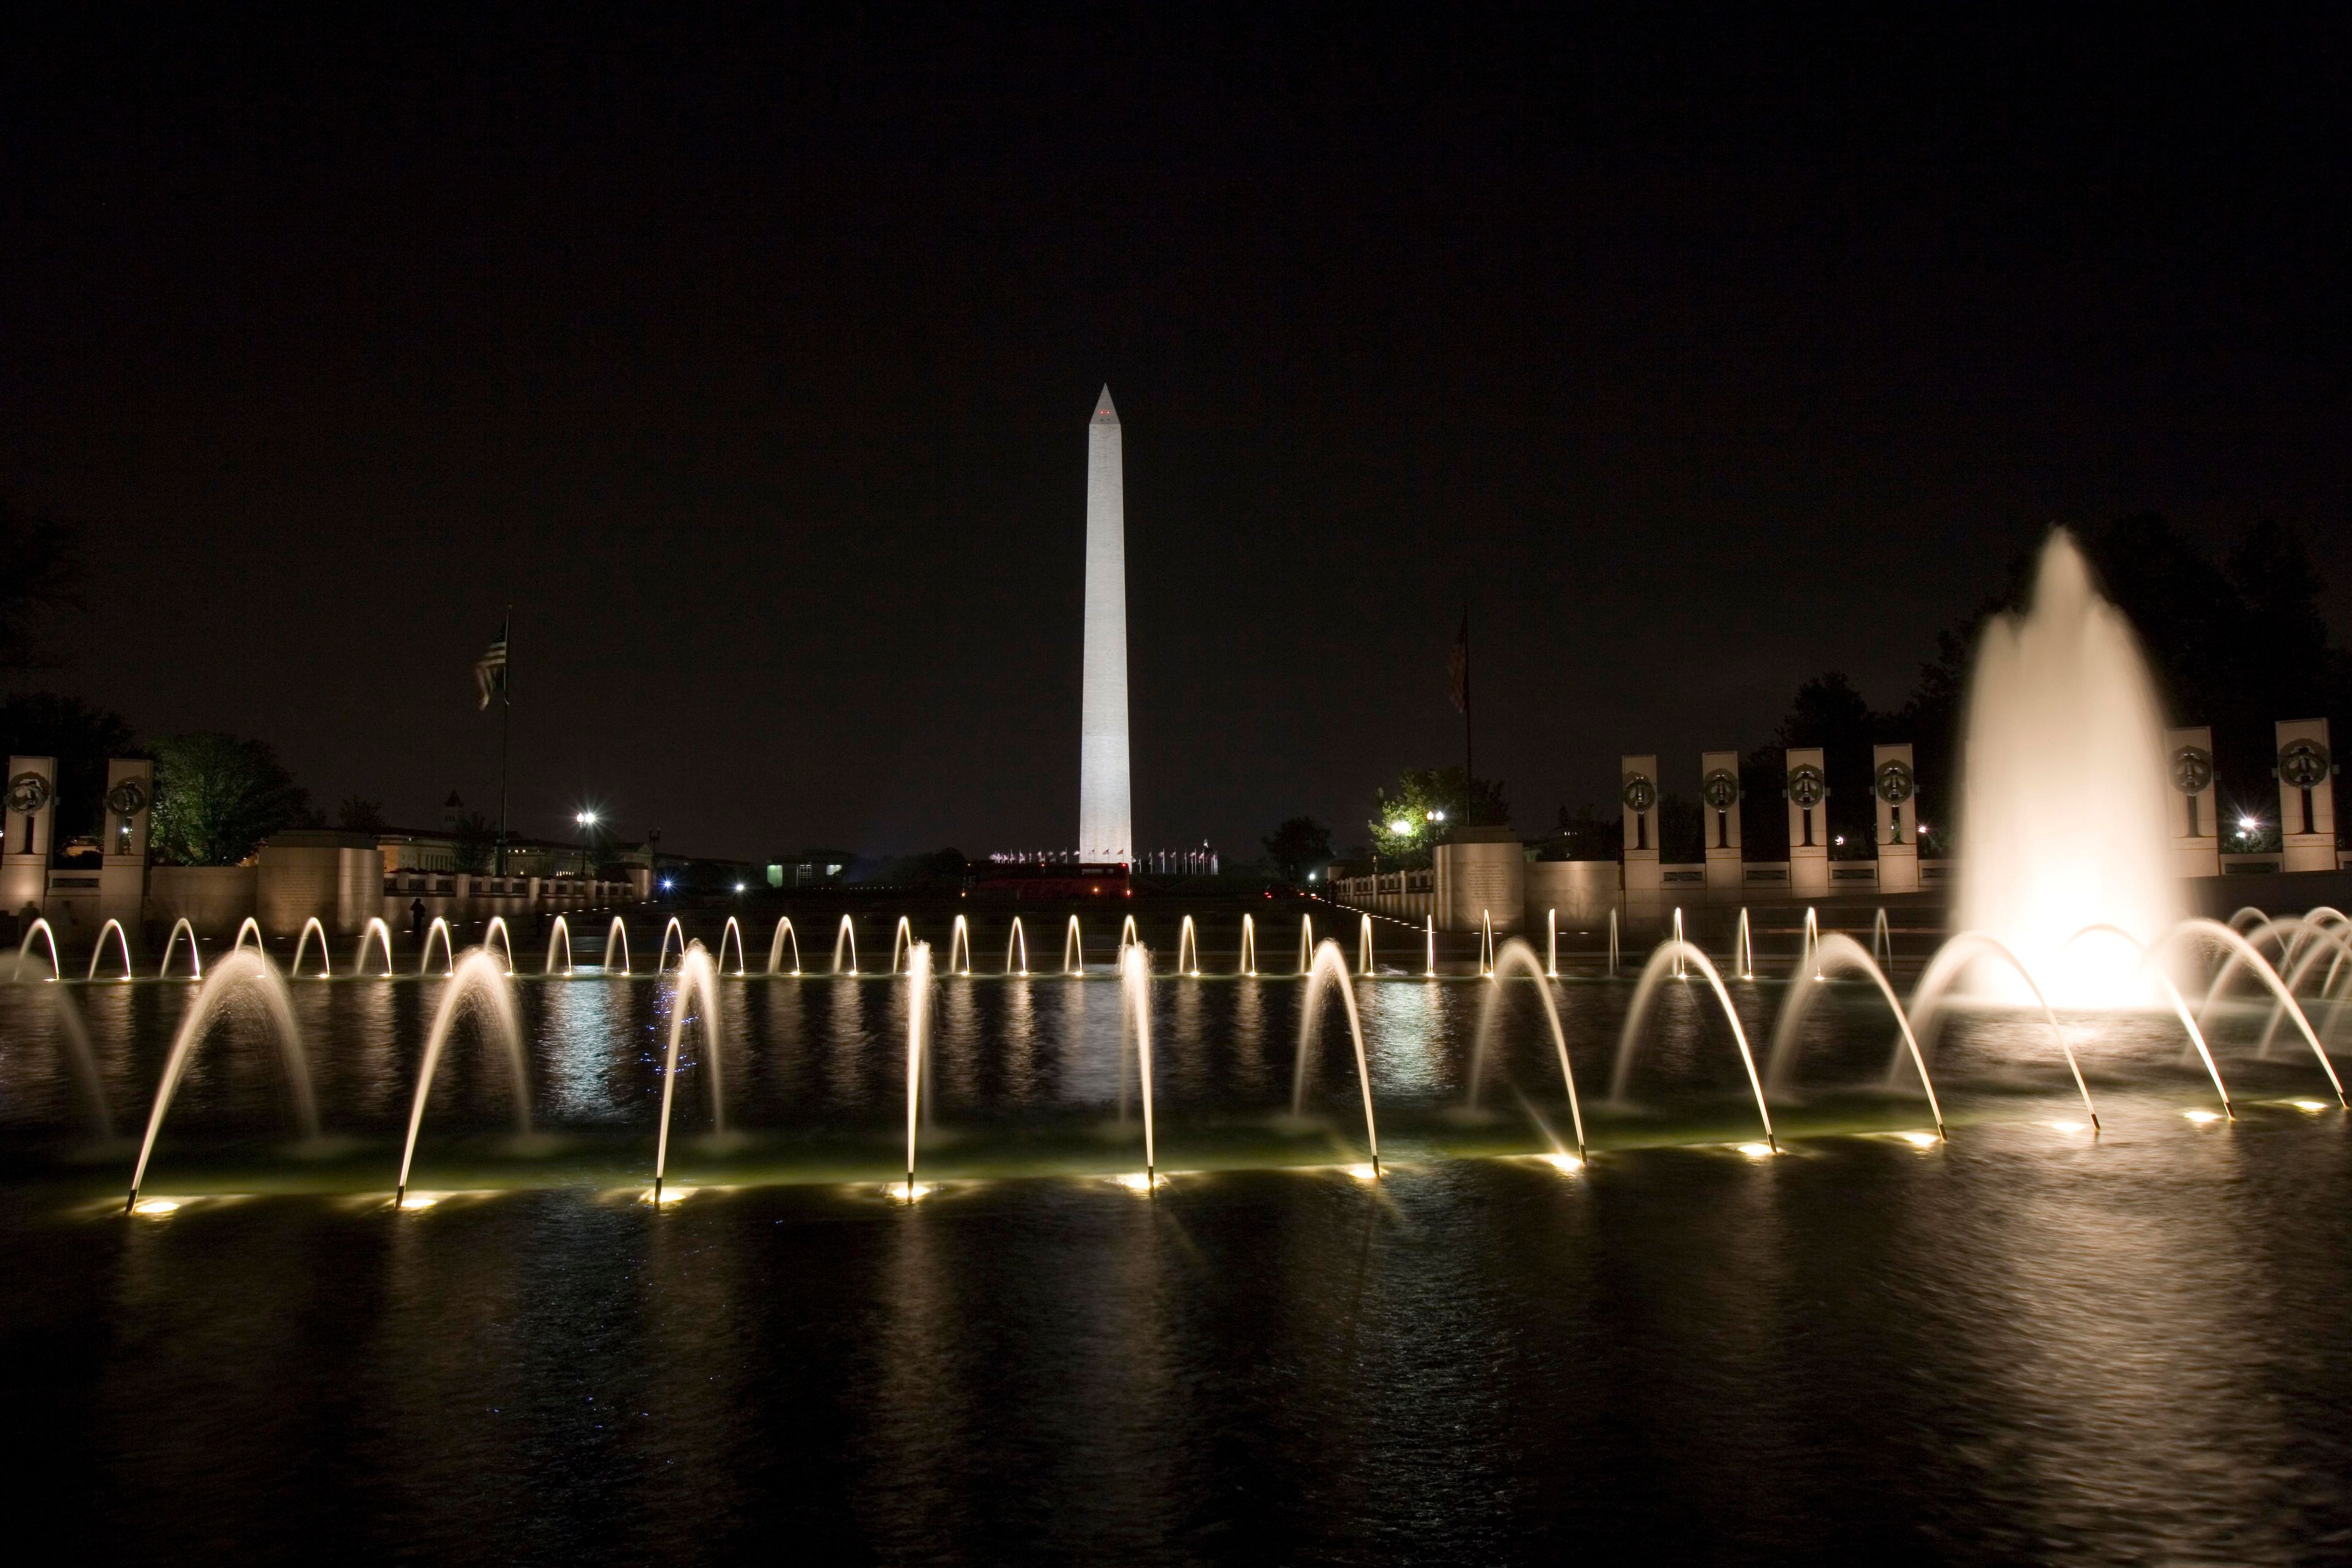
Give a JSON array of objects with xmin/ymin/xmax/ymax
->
[
  {"xmin": 379, "ymin": 871, "xmax": 641, "ymax": 932},
  {"xmin": 146, "ymin": 865, "xmax": 257, "ymax": 937},
  {"xmin": 258, "ymin": 833, "xmax": 383, "ymax": 934},
  {"xmin": 1525, "ymin": 861, "xmax": 1619, "ymax": 927},
  {"xmin": 1328, "ymin": 869, "xmax": 1434, "ymax": 924}
]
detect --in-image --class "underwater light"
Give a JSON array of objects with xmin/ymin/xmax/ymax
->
[
  {"xmin": 1898, "ymin": 1131, "xmax": 1939, "ymax": 1148},
  {"xmin": 2050, "ymin": 1120, "xmax": 2086, "ymax": 1134},
  {"xmin": 130, "ymin": 1197, "xmax": 184, "ymax": 1216},
  {"xmin": 397, "ymin": 1193, "xmax": 442, "ymax": 1210},
  {"xmin": 1735, "ymin": 1142, "xmax": 1777, "ymax": 1159},
  {"xmin": 2183, "ymin": 1110, "xmax": 2222, "ymax": 1124},
  {"xmin": 2290, "ymin": 1099, "xmax": 2329, "ymax": 1113},
  {"xmin": 1534, "ymin": 1152, "xmax": 1583, "ymax": 1172}
]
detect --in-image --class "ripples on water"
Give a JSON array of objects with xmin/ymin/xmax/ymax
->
[{"xmin": 4, "ymin": 969, "xmax": 2350, "ymax": 1563}]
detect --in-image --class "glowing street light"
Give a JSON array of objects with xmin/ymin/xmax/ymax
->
[{"xmin": 1389, "ymin": 818, "xmax": 1415, "ymax": 835}]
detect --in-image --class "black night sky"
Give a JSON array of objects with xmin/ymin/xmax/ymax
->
[{"xmin": 6, "ymin": 12, "xmax": 2347, "ymax": 863}]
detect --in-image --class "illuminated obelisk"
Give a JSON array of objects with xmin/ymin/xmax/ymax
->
[{"xmin": 1078, "ymin": 385, "xmax": 1133, "ymax": 864}]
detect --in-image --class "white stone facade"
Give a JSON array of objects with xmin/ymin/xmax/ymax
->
[{"xmin": 1078, "ymin": 386, "xmax": 1133, "ymax": 862}]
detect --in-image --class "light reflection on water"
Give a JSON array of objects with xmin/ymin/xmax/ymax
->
[
  {"xmin": 11, "ymin": 911, "xmax": 2352, "ymax": 1560},
  {"xmin": 0, "ymin": 1087, "xmax": 2345, "ymax": 1559}
]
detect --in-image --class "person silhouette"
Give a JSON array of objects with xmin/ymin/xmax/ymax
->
[{"xmin": 409, "ymin": 897, "xmax": 428, "ymax": 943}]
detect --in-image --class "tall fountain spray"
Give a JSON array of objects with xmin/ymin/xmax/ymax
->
[
  {"xmin": 903, "ymin": 941, "xmax": 933, "ymax": 1195},
  {"xmin": 1957, "ymin": 529, "xmax": 2184, "ymax": 1005},
  {"xmin": 1121, "ymin": 943, "xmax": 1158, "ymax": 1181}
]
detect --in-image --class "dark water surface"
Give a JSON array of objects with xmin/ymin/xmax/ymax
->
[{"xmin": 4, "ymin": 966, "xmax": 2350, "ymax": 1564}]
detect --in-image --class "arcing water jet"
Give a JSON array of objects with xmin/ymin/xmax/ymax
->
[
  {"xmin": 127, "ymin": 950, "xmax": 318, "ymax": 1210},
  {"xmin": 652, "ymin": 942, "xmax": 726, "ymax": 1202},
  {"xmin": 1292, "ymin": 940, "xmax": 1381, "ymax": 1174},
  {"xmin": 395, "ymin": 948, "xmax": 530, "ymax": 1204},
  {"xmin": 1465, "ymin": 938, "xmax": 1586, "ymax": 1159}
]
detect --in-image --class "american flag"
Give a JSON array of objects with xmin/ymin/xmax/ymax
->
[{"xmin": 474, "ymin": 619, "xmax": 510, "ymax": 709}]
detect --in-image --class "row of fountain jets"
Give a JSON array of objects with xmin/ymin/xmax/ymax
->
[
  {"xmin": 0, "ymin": 903, "xmax": 1996, "ymax": 986},
  {"xmin": 7, "ymin": 897, "xmax": 2337, "ymax": 1215}
]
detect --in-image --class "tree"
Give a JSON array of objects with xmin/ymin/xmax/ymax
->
[
  {"xmin": 336, "ymin": 796, "xmax": 388, "ymax": 834},
  {"xmin": 1545, "ymin": 801, "xmax": 1621, "ymax": 861},
  {"xmin": 149, "ymin": 733, "xmax": 314, "ymax": 865},
  {"xmin": 1657, "ymin": 792, "xmax": 1705, "ymax": 864},
  {"xmin": 0, "ymin": 497, "xmax": 84, "ymax": 673},
  {"xmin": 1262, "ymin": 816, "xmax": 1333, "ymax": 883},
  {"xmin": 869, "ymin": 848, "xmax": 970, "ymax": 887},
  {"xmin": 450, "ymin": 810, "xmax": 497, "ymax": 873},
  {"xmin": 0, "ymin": 693, "xmax": 138, "ymax": 843},
  {"xmin": 1368, "ymin": 766, "xmax": 1509, "ymax": 867},
  {"xmin": 1774, "ymin": 672, "xmax": 1885, "ymax": 857}
]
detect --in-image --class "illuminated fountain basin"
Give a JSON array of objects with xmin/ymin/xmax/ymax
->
[
  {"xmin": 3, "ymin": 909, "xmax": 2343, "ymax": 1204},
  {"xmin": 9, "ymin": 909, "xmax": 2352, "ymax": 1566}
]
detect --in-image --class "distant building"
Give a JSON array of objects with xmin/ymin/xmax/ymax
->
[
  {"xmin": 375, "ymin": 826, "xmax": 624, "ymax": 880},
  {"xmin": 767, "ymin": 850, "xmax": 858, "ymax": 888}
]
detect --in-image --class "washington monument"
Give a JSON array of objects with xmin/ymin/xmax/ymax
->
[{"xmin": 1078, "ymin": 385, "xmax": 1133, "ymax": 863}]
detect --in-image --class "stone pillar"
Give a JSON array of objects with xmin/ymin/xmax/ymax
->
[
  {"xmin": 2, "ymin": 755, "xmax": 58, "ymax": 922},
  {"xmin": 2164, "ymin": 726, "xmax": 2220, "ymax": 878},
  {"xmin": 100, "ymin": 758, "xmax": 154, "ymax": 930},
  {"xmin": 1433, "ymin": 827, "xmax": 1525, "ymax": 933},
  {"xmin": 257, "ymin": 830, "xmax": 384, "ymax": 935},
  {"xmin": 1872, "ymin": 743, "xmax": 1920, "ymax": 894},
  {"xmin": 2276, "ymin": 718, "xmax": 2339, "ymax": 873},
  {"xmin": 1700, "ymin": 751, "xmax": 1742, "ymax": 900},
  {"xmin": 1786, "ymin": 747, "xmax": 1828, "ymax": 899},
  {"xmin": 1621, "ymin": 755, "xmax": 1661, "ymax": 928}
]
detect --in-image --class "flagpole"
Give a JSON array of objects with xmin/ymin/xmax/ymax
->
[
  {"xmin": 497, "ymin": 606, "xmax": 511, "ymax": 876},
  {"xmin": 1462, "ymin": 600, "xmax": 1472, "ymax": 787}
]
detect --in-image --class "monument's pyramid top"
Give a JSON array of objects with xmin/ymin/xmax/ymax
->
[{"xmin": 1091, "ymin": 385, "xmax": 1118, "ymax": 424}]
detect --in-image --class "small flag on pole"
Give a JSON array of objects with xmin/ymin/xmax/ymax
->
[{"xmin": 475, "ymin": 620, "xmax": 510, "ymax": 710}]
